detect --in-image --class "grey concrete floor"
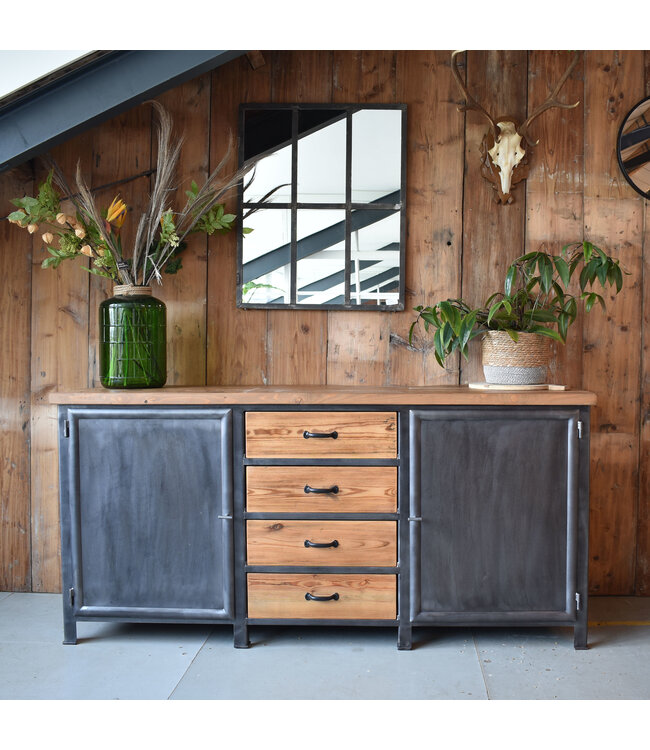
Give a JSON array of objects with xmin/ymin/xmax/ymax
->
[{"xmin": 0, "ymin": 591, "xmax": 649, "ymax": 700}]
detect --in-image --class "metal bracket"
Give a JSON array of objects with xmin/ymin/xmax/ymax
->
[
  {"xmin": 575, "ymin": 592, "xmax": 581, "ymax": 611},
  {"xmin": 577, "ymin": 421, "xmax": 584, "ymax": 439},
  {"xmin": 218, "ymin": 515, "xmax": 233, "ymax": 521},
  {"xmin": 63, "ymin": 420, "xmax": 70, "ymax": 438},
  {"xmin": 408, "ymin": 517, "xmax": 422, "ymax": 522},
  {"xmin": 69, "ymin": 588, "xmax": 75, "ymax": 606}
]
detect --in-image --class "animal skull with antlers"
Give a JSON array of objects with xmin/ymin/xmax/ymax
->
[{"xmin": 451, "ymin": 51, "xmax": 581, "ymax": 204}]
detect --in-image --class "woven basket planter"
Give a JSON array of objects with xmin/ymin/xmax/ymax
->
[{"xmin": 481, "ymin": 331, "xmax": 550, "ymax": 385}]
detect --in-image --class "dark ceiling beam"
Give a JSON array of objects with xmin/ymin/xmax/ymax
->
[
  {"xmin": 0, "ymin": 50, "xmax": 245, "ymax": 173},
  {"xmin": 620, "ymin": 123, "xmax": 650, "ymax": 150}
]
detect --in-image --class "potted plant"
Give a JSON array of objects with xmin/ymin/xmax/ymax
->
[
  {"xmin": 8, "ymin": 102, "xmax": 249, "ymax": 389},
  {"xmin": 409, "ymin": 242, "xmax": 626, "ymax": 385}
]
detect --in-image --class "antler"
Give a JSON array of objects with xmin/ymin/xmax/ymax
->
[
  {"xmin": 518, "ymin": 51, "xmax": 581, "ymax": 145},
  {"xmin": 451, "ymin": 50, "xmax": 498, "ymax": 139}
]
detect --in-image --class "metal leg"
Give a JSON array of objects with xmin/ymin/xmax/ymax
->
[
  {"xmin": 63, "ymin": 616, "xmax": 77, "ymax": 645},
  {"xmin": 397, "ymin": 624, "xmax": 413, "ymax": 650},
  {"xmin": 234, "ymin": 621, "xmax": 250, "ymax": 648},
  {"xmin": 574, "ymin": 620, "xmax": 588, "ymax": 650}
]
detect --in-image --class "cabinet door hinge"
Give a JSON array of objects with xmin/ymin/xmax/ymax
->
[
  {"xmin": 69, "ymin": 587, "xmax": 75, "ymax": 607},
  {"xmin": 575, "ymin": 592, "xmax": 581, "ymax": 611},
  {"xmin": 63, "ymin": 420, "xmax": 70, "ymax": 438},
  {"xmin": 577, "ymin": 421, "xmax": 584, "ymax": 439}
]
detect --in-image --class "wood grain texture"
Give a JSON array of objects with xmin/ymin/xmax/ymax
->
[
  {"xmin": 391, "ymin": 50, "xmax": 464, "ymax": 386},
  {"xmin": 460, "ymin": 51, "xmax": 529, "ymax": 385},
  {"xmin": 245, "ymin": 411, "xmax": 397, "ymax": 458},
  {"xmin": 246, "ymin": 466, "xmax": 397, "ymax": 513},
  {"xmin": 589, "ymin": 433, "xmax": 638, "ymax": 594},
  {"xmin": 327, "ymin": 51, "xmax": 394, "ymax": 387},
  {"xmin": 267, "ymin": 50, "xmax": 332, "ymax": 385},
  {"xmin": 154, "ymin": 75, "xmax": 211, "ymax": 386},
  {"xmin": 525, "ymin": 51, "xmax": 585, "ymax": 389},
  {"xmin": 50, "ymin": 385, "xmax": 598, "ymax": 406},
  {"xmin": 246, "ymin": 520, "xmax": 397, "ymax": 566},
  {"xmin": 0, "ymin": 167, "xmax": 33, "ymax": 591},
  {"xmin": 582, "ymin": 52, "xmax": 644, "ymax": 594},
  {"xmin": 30, "ymin": 132, "xmax": 93, "ymax": 592},
  {"xmin": 207, "ymin": 55, "xmax": 269, "ymax": 386},
  {"xmin": 637, "ymin": 197, "xmax": 650, "ymax": 594},
  {"xmin": 247, "ymin": 573, "xmax": 397, "ymax": 619}
]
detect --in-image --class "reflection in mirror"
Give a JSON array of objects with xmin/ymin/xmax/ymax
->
[
  {"xmin": 297, "ymin": 117, "xmax": 346, "ymax": 203},
  {"xmin": 239, "ymin": 104, "xmax": 406, "ymax": 310},
  {"xmin": 243, "ymin": 145, "xmax": 292, "ymax": 203},
  {"xmin": 352, "ymin": 109, "xmax": 402, "ymax": 203},
  {"xmin": 618, "ymin": 96, "xmax": 650, "ymax": 198},
  {"xmin": 296, "ymin": 210, "xmax": 346, "ymax": 305},
  {"xmin": 350, "ymin": 212, "xmax": 401, "ymax": 306},
  {"xmin": 241, "ymin": 209, "xmax": 291, "ymax": 304}
]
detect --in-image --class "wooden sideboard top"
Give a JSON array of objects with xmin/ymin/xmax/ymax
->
[{"xmin": 50, "ymin": 385, "xmax": 597, "ymax": 406}]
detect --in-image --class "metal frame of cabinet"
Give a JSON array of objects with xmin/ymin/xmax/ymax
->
[{"xmin": 57, "ymin": 402, "xmax": 591, "ymax": 649}]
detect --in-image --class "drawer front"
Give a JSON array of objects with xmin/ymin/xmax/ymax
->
[
  {"xmin": 247, "ymin": 574, "xmax": 397, "ymax": 619},
  {"xmin": 247, "ymin": 520, "xmax": 397, "ymax": 566},
  {"xmin": 245, "ymin": 411, "xmax": 397, "ymax": 458},
  {"xmin": 246, "ymin": 466, "xmax": 397, "ymax": 513}
]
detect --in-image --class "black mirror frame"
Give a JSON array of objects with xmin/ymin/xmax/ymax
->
[
  {"xmin": 616, "ymin": 94, "xmax": 650, "ymax": 200},
  {"xmin": 236, "ymin": 103, "xmax": 407, "ymax": 311}
]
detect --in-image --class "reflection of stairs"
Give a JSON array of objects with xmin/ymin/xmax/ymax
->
[{"xmin": 242, "ymin": 191, "xmax": 401, "ymax": 284}]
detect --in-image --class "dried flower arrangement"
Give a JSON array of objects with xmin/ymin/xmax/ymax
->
[{"xmin": 7, "ymin": 101, "xmax": 248, "ymax": 286}]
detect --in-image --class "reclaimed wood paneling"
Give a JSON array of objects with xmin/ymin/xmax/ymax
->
[
  {"xmin": 155, "ymin": 76, "xmax": 211, "ymax": 386},
  {"xmin": 391, "ymin": 50, "xmax": 464, "ymax": 386},
  {"xmin": 526, "ymin": 50, "xmax": 585, "ymax": 389},
  {"xmin": 266, "ymin": 50, "xmax": 331, "ymax": 385},
  {"xmin": 460, "ymin": 50, "xmax": 529, "ymax": 384},
  {"xmin": 30, "ymin": 132, "xmax": 93, "ymax": 591},
  {"xmin": 327, "ymin": 51, "xmax": 394, "ymax": 386},
  {"xmin": 0, "ymin": 166, "xmax": 33, "ymax": 591},
  {"xmin": 583, "ymin": 51, "xmax": 645, "ymax": 594},
  {"xmin": 638, "ymin": 196, "xmax": 650, "ymax": 594}
]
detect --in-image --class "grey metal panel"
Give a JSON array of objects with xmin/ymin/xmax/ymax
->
[
  {"xmin": 0, "ymin": 50, "xmax": 244, "ymax": 172},
  {"xmin": 410, "ymin": 408, "xmax": 579, "ymax": 624},
  {"xmin": 66, "ymin": 406, "xmax": 233, "ymax": 621}
]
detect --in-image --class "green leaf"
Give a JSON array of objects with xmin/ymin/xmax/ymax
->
[
  {"xmin": 242, "ymin": 227, "xmax": 254, "ymax": 234},
  {"xmin": 554, "ymin": 256, "xmax": 570, "ymax": 287},
  {"xmin": 487, "ymin": 300, "xmax": 502, "ymax": 325},
  {"xmin": 529, "ymin": 326, "xmax": 564, "ymax": 342},
  {"xmin": 583, "ymin": 240, "xmax": 593, "ymax": 261},
  {"xmin": 505, "ymin": 329, "xmax": 519, "ymax": 342},
  {"xmin": 538, "ymin": 255, "xmax": 553, "ymax": 293},
  {"xmin": 504, "ymin": 265, "xmax": 517, "ymax": 296},
  {"xmin": 613, "ymin": 264, "xmax": 623, "ymax": 293}
]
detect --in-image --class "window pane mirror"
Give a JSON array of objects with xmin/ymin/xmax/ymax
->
[
  {"xmin": 238, "ymin": 104, "xmax": 406, "ymax": 310},
  {"xmin": 617, "ymin": 95, "xmax": 650, "ymax": 198}
]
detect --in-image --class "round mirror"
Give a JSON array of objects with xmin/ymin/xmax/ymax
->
[{"xmin": 617, "ymin": 95, "xmax": 650, "ymax": 198}]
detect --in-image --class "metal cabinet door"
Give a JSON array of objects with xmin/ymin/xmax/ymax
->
[
  {"xmin": 409, "ymin": 408, "xmax": 580, "ymax": 625},
  {"xmin": 62, "ymin": 407, "xmax": 233, "ymax": 621}
]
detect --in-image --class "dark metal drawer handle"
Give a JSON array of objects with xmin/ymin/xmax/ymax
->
[
  {"xmin": 304, "ymin": 485, "xmax": 339, "ymax": 495},
  {"xmin": 305, "ymin": 592, "xmax": 339, "ymax": 602},
  {"xmin": 304, "ymin": 539, "xmax": 339, "ymax": 548},
  {"xmin": 303, "ymin": 430, "xmax": 338, "ymax": 439}
]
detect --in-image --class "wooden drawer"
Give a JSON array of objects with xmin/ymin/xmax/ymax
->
[
  {"xmin": 246, "ymin": 466, "xmax": 397, "ymax": 513},
  {"xmin": 247, "ymin": 574, "xmax": 397, "ymax": 619},
  {"xmin": 245, "ymin": 411, "xmax": 397, "ymax": 458},
  {"xmin": 247, "ymin": 520, "xmax": 396, "ymax": 566}
]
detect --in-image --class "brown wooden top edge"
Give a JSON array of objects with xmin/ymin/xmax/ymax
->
[{"xmin": 50, "ymin": 385, "xmax": 598, "ymax": 406}]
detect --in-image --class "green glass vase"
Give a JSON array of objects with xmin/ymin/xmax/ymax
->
[{"xmin": 99, "ymin": 285, "xmax": 167, "ymax": 389}]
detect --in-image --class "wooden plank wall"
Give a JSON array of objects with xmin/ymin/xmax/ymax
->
[{"xmin": 1, "ymin": 50, "xmax": 649, "ymax": 596}]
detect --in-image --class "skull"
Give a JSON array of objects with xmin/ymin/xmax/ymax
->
[{"xmin": 488, "ymin": 121, "xmax": 526, "ymax": 201}]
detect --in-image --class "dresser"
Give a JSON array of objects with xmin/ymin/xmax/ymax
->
[{"xmin": 52, "ymin": 386, "xmax": 595, "ymax": 650}]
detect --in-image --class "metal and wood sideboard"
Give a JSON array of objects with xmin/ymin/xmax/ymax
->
[{"xmin": 51, "ymin": 386, "xmax": 595, "ymax": 650}]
